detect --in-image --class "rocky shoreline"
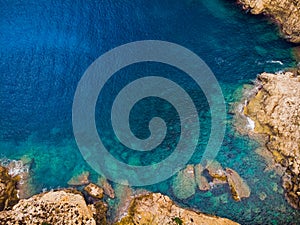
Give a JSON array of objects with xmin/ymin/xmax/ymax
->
[
  {"xmin": 240, "ymin": 72, "xmax": 300, "ymax": 209},
  {"xmin": 237, "ymin": 0, "xmax": 300, "ymax": 43},
  {"xmin": 0, "ymin": 164, "xmax": 239, "ymax": 225}
]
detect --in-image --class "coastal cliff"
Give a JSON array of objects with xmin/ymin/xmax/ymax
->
[
  {"xmin": 243, "ymin": 72, "xmax": 300, "ymax": 208},
  {"xmin": 237, "ymin": 0, "xmax": 300, "ymax": 43}
]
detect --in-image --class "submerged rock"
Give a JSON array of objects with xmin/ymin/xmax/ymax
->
[
  {"xmin": 195, "ymin": 164, "xmax": 211, "ymax": 191},
  {"xmin": 114, "ymin": 193, "xmax": 239, "ymax": 225},
  {"xmin": 237, "ymin": 0, "xmax": 300, "ymax": 43},
  {"xmin": 0, "ymin": 190, "xmax": 97, "ymax": 225},
  {"xmin": 172, "ymin": 165, "xmax": 196, "ymax": 199},
  {"xmin": 97, "ymin": 176, "xmax": 115, "ymax": 199},
  {"xmin": 174, "ymin": 162, "xmax": 250, "ymax": 202},
  {"xmin": 259, "ymin": 192, "xmax": 267, "ymax": 201},
  {"xmin": 225, "ymin": 168, "xmax": 251, "ymax": 201},
  {"xmin": 68, "ymin": 171, "xmax": 90, "ymax": 186}
]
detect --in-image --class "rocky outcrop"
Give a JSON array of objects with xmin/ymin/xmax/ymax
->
[
  {"xmin": 84, "ymin": 183, "xmax": 104, "ymax": 200},
  {"xmin": 225, "ymin": 168, "xmax": 251, "ymax": 201},
  {"xmin": 237, "ymin": 0, "xmax": 300, "ymax": 43},
  {"xmin": 114, "ymin": 193, "xmax": 239, "ymax": 225},
  {"xmin": 0, "ymin": 158, "xmax": 32, "ymax": 199},
  {"xmin": 0, "ymin": 166, "xmax": 19, "ymax": 211},
  {"xmin": 0, "ymin": 190, "xmax": 98, "ymax": 225},
  {"xmin": 243, "ymin": 72, "xmax": 300, "ymax": 208},
  {"xmin": 172, "ymin": 162, "xmax": 250, "ymax": 201}
]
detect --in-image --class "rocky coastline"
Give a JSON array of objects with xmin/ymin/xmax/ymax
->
[
  {"xmin": 237, "ymin": 0, "xmax": 300, "ymax": 43},
  {"xmin": 240, "ymin": 72, "xmax": 300, "ymax": 208},
  {"xmin": 0, "ymin": 163, "xmax": 239, "ymax": 225}
]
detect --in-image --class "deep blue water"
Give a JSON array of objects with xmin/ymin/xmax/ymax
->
[{"xmin": 0, "ymin": 0, "xmax": 299, "ymax": 224}]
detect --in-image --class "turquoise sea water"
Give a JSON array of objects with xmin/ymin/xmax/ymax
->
[{"xmin": 0, "ymin": 0, "xmax": 299, "ymax": 224}]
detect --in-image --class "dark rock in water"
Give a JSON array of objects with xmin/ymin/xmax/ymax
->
[{"xmin": 0, "ymin": 166, "xmax": 19, "ymax": 211}]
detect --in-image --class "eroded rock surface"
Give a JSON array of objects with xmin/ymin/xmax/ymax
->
[
  {"xmin": 237, "ymin": 0, "xmax": 300, "ymax": 43},
  {"xmin": 0, "ymin": 166, "xmax": 19, "ymax": 211},
  {"xmin": 0, "ymin": 190, "xmax": 97, "ymax": 225},
  {"xmin": 114, "ymin": 193, "xmax": 239, "ymax": 225},
  {"xmin": 84, "ymin": 183, "xmax": 104, "ymax": 200},
  {"xmin": 244, "ymin": 72, "xmax": 300, "ymax": 208}
]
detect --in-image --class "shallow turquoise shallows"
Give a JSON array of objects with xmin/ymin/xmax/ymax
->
[{"xmin": 0, "ymin": 0, "xmax": 299, "ymax": 224}]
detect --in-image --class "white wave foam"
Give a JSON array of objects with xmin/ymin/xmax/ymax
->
[
  {"xmin": 246, "ymin": 117, "xmax": 255, "ymax": 131},
  {"xmin": 266, "ymin": 60, "xmax": 284, "ymax": 65},
  {"xmin": 0, "ymin": 158, "xmax": 29, "ymax": 178}
]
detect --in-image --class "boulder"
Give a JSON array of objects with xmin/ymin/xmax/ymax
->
[
  {"xmin": 206, "ymin": 160, "xmax": 227, "ymax": 181},
  {"xmin": 84, "ymin": 183, "xmax": 104, "ymax": 199},
  {"xmin": 225, "ymin": 168, "xmax": 250, "ymax": 201}
]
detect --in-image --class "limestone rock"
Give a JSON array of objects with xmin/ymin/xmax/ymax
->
[
  {"xmin": 0, "ymin": 166, "xmax": 19, "ymax": 211},
  {"xmin": 237, "ymin": 0, "xmax": 300, "ymax": 43},
  {"xmin": 114, "ymin": 193, "xmax": 239, "ymax": 225},
  {"xmin": 84, "ymin": 183, "xmax": 104, "ymax": 199},
  {"xmin": 68, "ymin": 171, "xmax": 90, "ymax": 186},
  {"xmin": 244, "ymin": 72, "xmax": 300, "ymax": 208},
  {"xmin": 206, "ymin": 160, "xmax": 227, "ymax": 184},
  {"xmin": 0, "ymin": 158, "xmax": 32, "ymax": 199},
  {"xmin": 89, "ymin": 201, "xmax": 108, "ymax": 225},
  {"xmin": 0, "ymin": 190, "xmax": 96, "ymax": 225},
  {"xmin": 225, "ymin": 168, "xmax": 251, "ymax": 201}
]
